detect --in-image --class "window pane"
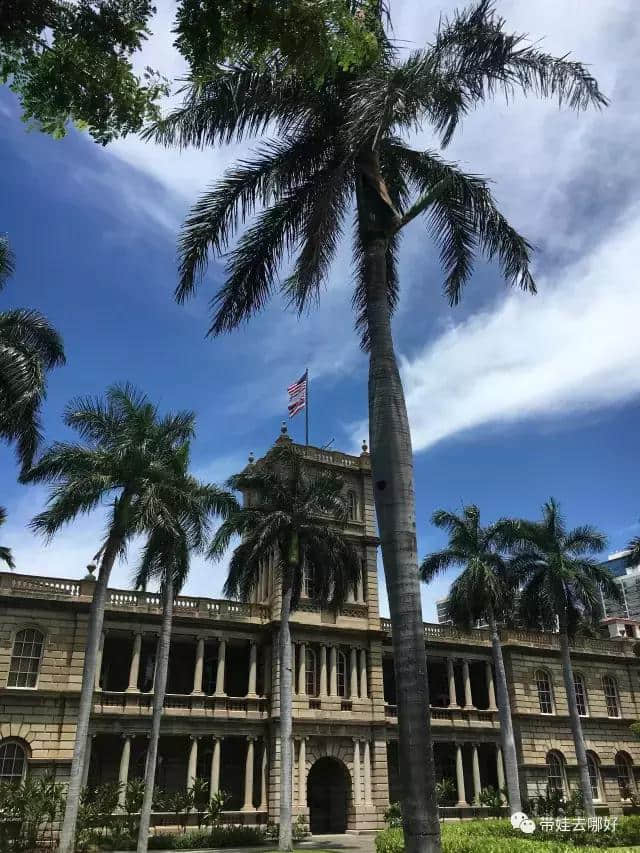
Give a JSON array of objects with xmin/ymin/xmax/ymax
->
[
  {"xmin": 536, "ymin": 670, "xmax": 553, "ymax": 714},
  {"xmin": 587, "ymin": 755, "xmax": 599, "ymax": 800},
  {"xmin": 616, "ymin": 755, "xmax": 634, "ymax": 799},
  {"xmin": 547, "ymin": 754, "xmax": 564, "ymax": 793},
  {"xmin": 8, "ymin": 629, "xmax": 44, "ymax": 688},
  {"xmin": 0, "ymin": 742, "xmax": 26, "ymax": 782},
  {"xmin": 574, "ymin": 675, "xmax": 588, "ymax": 716},
  {"xmin": 305, "ymin": 649, "xmax": 317, "ymax": 696},
  {"xmin": 337, "ymin": 652, "xmax": 347, "ymax": 698},
  {"xmin": 603, "ymin": 676, "xmax": 620, "ymax": 717}
]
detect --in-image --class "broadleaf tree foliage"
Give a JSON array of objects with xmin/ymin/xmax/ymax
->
[{"xmin": 147, "ymin": 3, "xmax": 607, "ymax": 851}]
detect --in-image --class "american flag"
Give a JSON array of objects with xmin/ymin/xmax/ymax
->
[{"xmin": 287, "ymin": 371, "xmax": 308, "ymax": 417}]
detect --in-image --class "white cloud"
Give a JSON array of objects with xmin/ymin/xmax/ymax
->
[{"xmin": 398, "ymin": 206, "xmax": 640, "ymax": 451}]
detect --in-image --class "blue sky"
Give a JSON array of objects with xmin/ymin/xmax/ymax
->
[{"xmin": 1, "ymin": 0, "xmax": 639, "ymax": 620}]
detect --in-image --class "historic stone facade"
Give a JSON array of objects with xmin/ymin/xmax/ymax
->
[{"xmin": 1, "ymin": 441, "xmax": 639, "ymax": 832}]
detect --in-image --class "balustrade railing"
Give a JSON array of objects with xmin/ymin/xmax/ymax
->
[{"xmin": 1, "ymin": 572, "xmax": 80, "ymax": 597}]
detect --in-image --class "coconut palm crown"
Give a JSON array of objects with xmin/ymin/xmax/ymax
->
[
  {"xmin": 511, "ymin": 498, "xmax": 622, "ymax": 817},
  {"xmin": 0, "ymin": 235, "xmax": 65, "ymax": 474},
  {"xmin": 420, "ymin": 505, "xmax": 522, "ymax": 812},
  {"xmin": 0, "ymin": 507, "xmax": 16, "ymax": 569},
  {"xmin": 209, "ymin": 437, "xmax": 360, "ymax": 851}
]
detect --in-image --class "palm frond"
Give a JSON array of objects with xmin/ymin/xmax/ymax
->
[
  {"xmin": 419, "ymin": 549, "xmax": 460, "ymax": 582},
  {"xmin": 393, "ymin": 145, "xmax": 535, "ymax": 304},
  {"xmin": 0, "ymin": 236, "xmax": 15, "ymax": 288}
]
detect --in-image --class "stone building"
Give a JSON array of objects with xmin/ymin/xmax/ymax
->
[{"xmin": 1, "ymin": 440, "xmax": 639, "ymax": 832}]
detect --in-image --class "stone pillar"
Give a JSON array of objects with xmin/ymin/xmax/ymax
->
[
  {"xmin": 82, "ymin": 734, "xmax": 94, "ymax": 788},
  {"xmin": 496, "ymin": 744, "xmax": 505, "ymax": 792},
  {"xmin": 319, "ymin": 645, "xmax": 328, "ymax": 696},
  {"xmin": 215, "ymin": 639, "xmax": 226, "ymax": 696},
  {"xmin": 298, "ymin": 737, "xmax": 306, "ymax": 808},
  {"xmin": 356, "ymin": 573, "xmax": 364, "ymax": 604},
  {"xmin": 363, "ymin": 740, "xmax": 372, "ymax": 804},
  {"xmin": 259, "ymin": 740, "xmax": 268, "ymax": 811},
  {"xmin": 263, "ymin": 645, "xmax": 271, "ymax": 696},
  {"xmin": 350, "ymin": 648, "xmax": 358, "ymax": 700},
  {"xmin": 298, "ymin": 643, "xmax": 306, "ymax": 697},
  {"xmin": 127, "ymin": 633, "xmax": 142, "ymax": 692},
  {"xmin": 353, "ymin": 739, "xmax": 362, "ymax": 805},
  {"xmin": 248, "ymin": 642, "xmax": 257, "ymax": 696},
  {"xmin": 187, "ymin": 736, "xmax": 199, "ymax": 790},
  {"xmin": 486, "ymin": 661, "xmax": 497, "ymax": 710},
  {"xmin": 117, "ymin": 735, "xmax": 132, "ymax": 808},
  {"xmin": 455, "ymin": 743, "xmax": 468, "ymax": 807},
  {"xmin": 359, "ymin": 649, "xmax": 368, "ymax": 699},
  {"xmin": 193, "ymin": 637, "xmax": 204, "ymax": 695},
  {"xmin": 242, "ymin": 738, "xmax": 255, "ymax": 811},
  {"xmin": 95, "ymin": 631, "xmax": 105, "ymax": 690},
  {"xmin": 329, "ymin": 646, "xmax": 338, "ymax": 696},
  {"xmin": 462, "ymin": 660, "xmax": 474, "ymax": 708},
  {"xmin": 210, "ymin": 738, "xmax": 221, "ymax": 797},
  {"xmin": 447, "ymin": 657, "xmax": 457, "ymax": 708},
  {"xmin": 472, "ymin": 743, "xmax": 481, "ymax": 804}
]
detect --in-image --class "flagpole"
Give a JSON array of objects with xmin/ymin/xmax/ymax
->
[{"xmin": 305, "ymin": 368, "xmax": 309, "ymax": 446}]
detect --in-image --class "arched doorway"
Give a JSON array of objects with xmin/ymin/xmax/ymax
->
[{"xmin": 307, "ymin": 757, "xmax": 350, "ymax": 834}]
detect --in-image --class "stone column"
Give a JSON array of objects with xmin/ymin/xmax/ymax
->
[
  {"xmin": 82, "ymin": 734, "xmax": 94, "ymax": 788},
  {"xmin": 472, "ymin": 743, "xmax": 481, "ymax": 804},
  {"xmin": 486, "ymin": 661, "xmax": 497, "ymax": 710},
  {"xmin": 350, "ymin": 648, "xmax": 358, "ymax": 700},
  {"xmin": 329, "ymin": 646, "xmax": 338, "ymax": 696},
  {"xmin": 259, "ymin": 740, "xmax": 268, "ymax": 811},
  {"xmin": 117, "ymin": 735, "xmax": 132, "ymax": 808},
  {"xmin": 263, "ymin": 645, "xmax": 272, "ymax": 696},
  {"xmin": 359, "ymin": 649, "xmax": 368, "ymax": 699},
  {"xmin": 215, "ymin": 639, "xmax": 226, "ymax": 696},
  {"xmin": 298, "ymin": 737, "xmax": 306, "ymax": 808},
  {"xmin": 496, "ymin": 744, "xmax": 505, "ymax": 792},
  {"xmin": 298, "ymin": 643, "xmax": 306, "ymax": 697},
  {"xmin": 187, "ymin": 736, "xmax": 199, "ymax": 790},
  {"xmin": 127, "ymin": 633, "xmax": 142, "ymax": 692},
  {"xmin": 319, "ymin": 645, "xmax": 328, "ymax": 696},
  {"xmin": 192, "ymin": 637, "xmax": 204, "ymax": 695},
  {"xmin": 242, "ymin": 738, "xmax": 255, "ymax": 811},
  {"xmin": 363, "ymin": 740, "xmax": 372, "ymax": 804},
  {"xmin": 353, "ymin": 739, "xmax": 362, "ymax": 805},
  {"xmin": 447, "ymin": 658, "xmax": 457, "ymax": 708},
  {"xmin": 455, "ymin": 743, "xmax": 468, "ymax": 807},
  {"xmin": 248, "ymin": 642, "xmax": 257, "ymax": 696},
  {"xmin": 95, "ymin": 631, "xmax": 105, "ymax": 690},
  {"xmin": 462, "ymin": 660, "xmax": 474, "ymax": 708},
  {"xmin": 356, "ymin": 573, "xmax": 364, "ymax": 604},
  {"xmin": 210, "ymin": 738, "xmax": 221, "ymax": 797}
]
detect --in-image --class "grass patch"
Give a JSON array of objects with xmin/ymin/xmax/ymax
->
[{"xmin": 376, "ymin": 818, "xmax": 640, "ymax": 853}]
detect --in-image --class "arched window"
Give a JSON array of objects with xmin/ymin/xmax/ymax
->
[
  {"xmin": 615, "ymin": 752, "xmax": 636, "ymax": 800},
  {"xmin": 586, "ymin": 752, "xmax": 602, "ymax": 801},
  {"xmin": 0, "ymin": 740, "xmax": 27, "ymax": 783},
  {"xmin": 574, "ymin": 673, "xmax": 588, "ymax": 717},
  {"xmin": 546, "ymin": 751, "xmax": 566, "ymax": 794},
  {"xmin": 337, "ymin": 651, "xmax": 348, "ymax": 698},
  {"xmin": 305, "ymin": 648, "xmax": 317, "ymax": 696},
  {"xmin": 603, "ymin": 675, "xmax": 620, "ymax": 717},
  {"xmin": 347, "ymin": 491, "xmax": 358, "ymax": 522},
  {"xmin": 535, "ymin": 669, "xmax": 554, "ymax": 714},
  {"xmin": 8, "ymin": 628, "xmax": 44, "ymax": 688}
]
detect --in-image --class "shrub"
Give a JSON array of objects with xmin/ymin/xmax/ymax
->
[
  {"xmin": 478, "ymin": 786, "xmax": 507, "ymax": 817},
  {"xmin": 145, "ymin": 825, "xmax": 266, "ymax": 850},
  {"xmin": 292, "ymin": 814, "xmax": 309, "ymax": 841},
  {"xmin": 384, "ymin": 802, "xmax": 403, "ymax": 828}
]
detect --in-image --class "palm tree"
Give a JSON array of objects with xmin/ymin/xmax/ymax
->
[
  {"xmin": 0, "ymin": 507, "xmax": 16, "ymax": 569},
  {"xmin": 626, "ymin": 535, "xmax": 640, "ymax": 567},
  {"xmin": 511, "ymin": 498, "xmax": 621, "ymax": 818},
  {"xmin": 420, "ymin": 506, "xmax": 522, "ymax": 813},
  {"xmin": 22, "ymin": 384, "xmax": 198, "ymax": 853},
  {"xmin": 0, "ymin": 235, "xmax": 65, "ymax": 475},
  {"xmin": 133, "ymin": 469, "xmax": 237, "ymax": 853},
  {"xmin": 147, "ymin": 4, "xmax": 606, "ymax": 847},
  {"xmin": 209, "ymin": 439, "xmax": 360, "ymax": 851}
]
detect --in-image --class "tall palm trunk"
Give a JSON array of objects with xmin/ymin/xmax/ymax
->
[
  {"xmin": 558, "ymin": 627, "xmax": 594, "ymax": 816},
  {"xmin": 58, "ymin": 495, "xmax": 131, "ymax": 853},
  {"xmin": 278, "ymin": 580, "xmax": 294, "ymax": 851},
  {"xmin": 488, "ymin": 612, "xmax": 521, "ymax": 813},
  {"xmin": 137, "ymin": 575, "xmax": 174, "ymax": 853},
  {"xmin": 357, "ymin": 157, "xmax": 441, "ymax": 853}
]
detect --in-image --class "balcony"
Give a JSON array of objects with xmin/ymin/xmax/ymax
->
[
  {"xmin": 93, "ymin": 691, "xmax": 268, "ymax": 719},
  {"xmin": 384, "ymin": 703, "xmax": 499, "ymax": 729}
]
